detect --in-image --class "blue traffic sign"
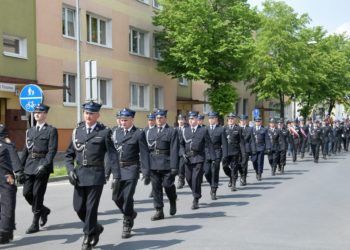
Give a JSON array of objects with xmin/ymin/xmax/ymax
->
[
  {"xmin": 253, "ymin": 108, "xmax": 260, "ymax": 118},
  {"xmin": 19, "ymin": 84, "xmax": 43, "ymax": 112}
]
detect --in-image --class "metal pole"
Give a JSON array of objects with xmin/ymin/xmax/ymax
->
[{"xmin": 76, "ymin": 0, "xmax": 81, "ymax": 123}]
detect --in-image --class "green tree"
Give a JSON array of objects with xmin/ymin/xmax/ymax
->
[
  {"xmin": 153, "ymin": 0, "xmax": 259, "ymax": 114},
  {"xmin": 248, "ymin": 0, "xmax": 310, "ymax": 119}
]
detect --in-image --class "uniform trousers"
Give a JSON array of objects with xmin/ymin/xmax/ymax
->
[
  {"xmin": 185, "ymin": 163, "xmax": 204, "ymax": 199},
  {"xmin": 268, "ymin": 150, "xmax": 280, "ymax": 169},
  {"xmin": 252, "ymin": 151, "xmax": 265, "ymax": 174},
  {"xmin": 0, "ymin": 182, "xmax": 16, "ymax": 232},
  {"xmin": 112, "ymin": 179, "xmax": 137, "ymax": 217},
  {"xmin": 23, "ymin": 173, "xmax": 50, "ymax": 214},
  {"xmin": 73, "ymin": 185, "xmax": 103, "ymax": 235},
  {"xmin": 204, "ymin": 160, "xmax": 220, "ymax": 188},
  {"xmin": 311, "ymin": 143, "xmax": 321, "ymax": 161},
  {"xmin": 150, "ymin": 170, "xmax": 176, "ymax": 208}
]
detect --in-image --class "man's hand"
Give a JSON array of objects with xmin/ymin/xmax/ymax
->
[
  {"xmin": 111, "ymin": 178, "xmax": 120, "ymax": 193},
  {"xmin": 15, "ymin": 171, "xmax": 25, "ymax": 185},
  {"xmin": 68, "ymin": 170, "xmax": 79, "ymax": 186},
  {"xmin": 34, "ymin": 165, "xmax": 48, "ymax": 179},
  {"xmin": 222, "ymin": 157, "xmax": 228, "ymax": 166},
  {"xmin": 182, "ymin": 154, "xmax": 189, "ymax": 164},
  {"xmin": 5, "ymin": 175, "xmax": 15, "ymax": 185},
  {"xmin": 143, "ymin": 176, "xmax": 151, "ymax": 185}
]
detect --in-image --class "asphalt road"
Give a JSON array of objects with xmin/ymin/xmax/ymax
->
[{"xmin": 2, "ymin": 152, "xmax": 350, "ymax": 250}]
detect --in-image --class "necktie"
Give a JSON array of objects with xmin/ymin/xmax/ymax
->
[
  {"xmin": 87, "ymin": 128, "xmax": 92, "ymax": 134},
  {"xmin": 230, "ymin": 125, "xmax": 233, "ymax": 129},
  {"xmin": 124, "ymin": 129, "xmax": 128, "ymax": 136},
  {"xmin": 158, "ymin": 127, "xmax": 162, "ymax": 133},
  {"xmin": 36, "ymin": 126, "xmax": 40, "ymax": 132},
  {"xmin": 211, "ymin": 125, "xmax": 214, "ymax": 130},
  {"xmin": 192, "ymin": 128, "xmax": 195, "ymax": 134}
]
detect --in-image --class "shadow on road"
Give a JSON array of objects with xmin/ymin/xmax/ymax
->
[
  {"xmin": 46, "ymin": 218, "xmax": 118, "ymax": 231},
  {"xmin": 0, "ymin": 233, "xmax": 82, "ymax": 249},
  {"xmin": 219, "ymin": 193, "xmax": 262, "ymax": 199},
  {"xmin": 133, "ymin": 225, "xmax": 201, "ymax": 236},
  {"xmin": 100, "ymin": 239, "xmax": 184, "ymax": 249},
  {"xmin": 174, "ymin": 211, "xmax": 227, "ymax": 219},
  {"xmin": 249, "ymin": 181, "xmax": 283, "ymax": 185},
  {"xmin": 239, "ymin": 186, "xmax": 274, "ymax": 190}
]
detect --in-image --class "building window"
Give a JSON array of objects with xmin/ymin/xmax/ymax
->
[
  {"xmin": 178, "ymin": 77, "xmax": 189, "ymax": 86},
  {"xmin": 235, "ymin": 98, "xmax": 241, "ymax": 114},
  {"xmin": 243, "ymin": 98, "xmax": 248, "ymax": 115},
  {"xmin": 62, "ymin": 6, "xmax": 76, "ymax": 38},
  {"xmin": 3, "ymin": 34, "xmax": 27, "ymax": 59},
  {"xmin": 203, "ymin": 93, "xmax": 212, "ymax": 114},
  {"xmin": 129, "ymin": 28, "xmax": 149, "ymax": 57},
  {"xmin": 154, "ymin": 86, "xmax": 164, "ymax": 109},
  {"xmin": 153, "ymin": 0, "xmax": 161, "ymax": 9},
  {"xmin": 98, "ymin": 79, "xmax": 112, "ymax": 107},
  {"xmin": 86, "ymin": 13, "xmax": 111, "ymax": 47},
  {"xmin": 130, "ymin": 83, "xmax": 149, "ymax": 110},
  {"xmin": 153, "ymin": 35, "xmax": 162, "ymax": 59},
  {"xmin": 63, "ymin": 73, "xmax": 76, "ymax": 104}
]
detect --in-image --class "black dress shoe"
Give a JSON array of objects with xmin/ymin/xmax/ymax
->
[
  {"xmin": 151, "ymin": 209, "xmax": 164, "ymax": 221},
  {"xmin": 40, "ymin": 207, "xmax": 51, "ymax": 227},
  {"xmin": 90, "ymin": 224, "xmax": 104, "ymax": 247},
  {"xmin": 228, "ymin": 178, "xmax": 232, "ymax": 187},
  {"xmin": 26, "ymin": 224, "xmax": 39, "ymax": 234},
  {"xmin": 191, "ymin": 198, "xmax": 199, "ymax": 210},
  {"xmin": 82, "ymin": 234, "xmax": 92, "ymax": 250},
  {"xmin": 169, "ymin": 199, "xmax": 177, "ymax": 216},
  {"xmin": 0, "ymin": 232, "xmax": 9, "ymax": 244},
  {"xmin": 258, "ymin": 173, "xmax": 262, "ymax": 181}
]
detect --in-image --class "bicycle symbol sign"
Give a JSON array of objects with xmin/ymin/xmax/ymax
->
[{"xmin": 19, "ymin": 84, "xmax": 43, "ymax": 112}]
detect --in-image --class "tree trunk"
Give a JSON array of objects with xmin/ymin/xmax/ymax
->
[
  {"xmin": 328, "ymin": 99, "xmax": 335, "ymax": 116},
  {"xmin": 279, "ymin": 90, "xmax": 284, "ymax": 119}
]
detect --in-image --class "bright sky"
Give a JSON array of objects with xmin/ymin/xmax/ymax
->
[{"xmin": 248, "ymin": 0, "xmax": 350, "ymax": 35}]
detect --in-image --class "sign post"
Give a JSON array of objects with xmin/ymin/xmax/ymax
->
[{"xmin": 19, "ymin": 84, "xmax": 43, "ymax": 127}]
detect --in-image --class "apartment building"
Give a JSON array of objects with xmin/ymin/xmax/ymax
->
[{"xmin": 35, "ymin": 0, "xmax": 181, "ymax": 150}]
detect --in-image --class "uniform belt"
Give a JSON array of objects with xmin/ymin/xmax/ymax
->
[
  {"xmin": 186, "ymin": 150, "xmax": 199, "ymax": 156},
  {"xmin": 31, "ymin": 152, "xmax": 47, "ymax": 158},
  {"xmin": 119, "ymin": 161, "xmax": 139, "ymax": 167},
  {"xmin": 151, "ymin": 149, "xmax": 170, "ymax": 155},
  {"xmin": 82, "ymin": 160, "xmax": 104, "ymax": 166}
]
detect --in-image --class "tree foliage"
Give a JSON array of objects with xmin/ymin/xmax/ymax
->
[{"xmin": 153, "ymin": 0, "xmax": 259, "ymax": 114}]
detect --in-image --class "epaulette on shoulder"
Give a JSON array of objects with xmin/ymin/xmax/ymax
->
[
  {"xmin": 77, "ymin": 121, "xmax": 85, "ymax": 127},
  {"xmin": 98, "ymin": 122, "xmax": 106, "ymax": 129}
]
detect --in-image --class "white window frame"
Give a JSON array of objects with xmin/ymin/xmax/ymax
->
[
  {"xmin": 3, "ymin": 34, "xmax": 27, "ymax": 59},
  {"xmin": 130, "ymin": 82, "xmax": 150, "ymax": 111},
  {"xmin": 62, "ymin": 6, "xmax": 76, "ymax": 39},
  {"xmin": 153, "ymin": 0, "xmax": 162, "ymax": 9},
  {"xmin": 153, "ymin": 86, "xmax": 164, "ymax": 109},
  {"xmin": 137, "ymin": 0, "xmax": 150, "ymax": 5},
  {"xmin": 86, "ymin": 13, "xmax": 112, "ymax": 48},
  {"xmin": 129, "ymin": 27, "xmax": 150, "ymax": 57},
  {"xmin": 97, "ymin": 78, "xmax": 112, "ymax": 108},
  {"xmin": 178, "ymin": 77, "xmax": 189, "ymax": 86},
  {"xmin": 63, "ymin": 73, "xmax": 77, "ymax": 106}
]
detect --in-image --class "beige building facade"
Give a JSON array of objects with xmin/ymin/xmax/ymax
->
[{"xmin": 36, "ymin": 0, "xmax": 179, "ymax": 150}]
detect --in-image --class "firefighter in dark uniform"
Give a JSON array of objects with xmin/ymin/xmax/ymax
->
[
  {"xmin": 197, "ymin": 114, "xmax": 205, "ymax": 127},
  {"xmin": 344, "ymin": 119, "xmax": 350, "ymax": 151},
  {"xmin": 111, "ymin": 108, "xmax": 150, "ymax": 239},
  {"xmin": 333, "ymin": 120, "xmax": 343, "ymax": 154},
  {"xmin": 176, "ymin": 114, "xmax": 188, "ymax": 189},
  {"xmin": 180, "ymin": 111, "xmax": 215, "ymax": 209},
  {"xmin": 308, "ymin": 120, "xmax": 323, "ymax": 163},
  {"xmin": 277, "ymin": 119, "xmax": 289, "ymax": 174},
  {"xmin": 21, "ymin": 103, "xmax": 58, "ymax": 234},
  {"xmin": 239, "ymin": 115, "xmax": 256, "ymax": 185},
  {"xmin": 204, "ymin": 111, "xmax": 227, "ymax": 200},
  {"xmin": 144, "ymin": 113, "xmax": 156, "ymax": 132},
  {"xmin": 65, "ymin": 100, "xmax": 119, "ymax": 250},
  {"xmin": 252, "ymin": 117, "xmax": 271, "ymax": 181},
  {"xmin": 146, "ymin": 109, "xmax": 179, "ymax": 220},
  {"xmin": 267, "ymin": 118, "xmax": 280, "ymax": 176},
  {"xmin": 298, "ymin": 117, "xmax": 309, "ymax": 159},
  {"xmin": 289, "ymin": 120, "xmax": 301, "ymax": 162},
  {"xmin": 321, "ymin": 119, "xmax": 332, "ymax": 159},
  {"xmin": 0, "ymin": 124, "xmax": 24, "ymax": 244},
  {"xmin": 222, "ymin": 113, "xmax": 245, "ymax": 191}
]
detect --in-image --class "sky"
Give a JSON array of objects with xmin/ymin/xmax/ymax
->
[{"xmin": 247, "ymin": 0, "xmax": 350, "ymax": 35}]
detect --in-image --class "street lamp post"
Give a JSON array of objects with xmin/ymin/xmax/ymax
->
[{"xmin": 76, "ymin": 0, "xmax": 81, "ymax": 123}]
